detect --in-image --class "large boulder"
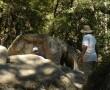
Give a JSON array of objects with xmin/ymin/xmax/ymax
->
[
  {"xmin": 0, "ymin": 45, "xmax": 84, "ymax": 90},
  {"xmin": 0, "ymin": 45, "xmax": 8, "ymax": 64},
  {"xmin": 0, "ymin": 54, "xmax": 84, "ymax": 90},
  {"xmin": 0, "ymin": 45, "xmax": 85, "ymax": 90},
  {"xmin": 8, "ymin": 34, "xmax": 80, "ymax": 69},
  {"xmin": 8, "ymin": 34, "xmax": 66, "ymax": 64}
]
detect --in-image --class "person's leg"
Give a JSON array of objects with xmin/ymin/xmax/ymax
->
[
  {"xmin": 83, "ymin": 61, "xmax": 97, "ymax": 80},
  {"xmin": 83, "ymin": 62, "xmax": 91, "ymax": 79}
]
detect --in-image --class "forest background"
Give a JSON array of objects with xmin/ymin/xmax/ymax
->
[{"xmin": 0, "ymin": 0, "xmax": 110, "ymax": 61}]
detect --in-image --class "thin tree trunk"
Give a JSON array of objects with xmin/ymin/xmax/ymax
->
[{"xmin": 53, "ymin": 0, "xmax": 60, "ymax": 18}]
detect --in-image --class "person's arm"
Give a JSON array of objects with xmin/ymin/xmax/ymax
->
[
  {"xmin": 95, "ymin": 44, "xmax": 98, "ymax": 62},
  {"xmin": 79, "ymin": 35, "xmax": 89, "ymax": 63},
  {"xmin": 80, "ymin": 45, "xmax": 87, "ymax": 63}
]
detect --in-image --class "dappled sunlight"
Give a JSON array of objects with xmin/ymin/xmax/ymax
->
[
  {"xmin": 0, "ymin": 69, "xmax": 17, "ymax": 84},
  {"xmin": 0, "ymin": 62, "xmax": 59, "ymax": 84},
  {"xmin": 60, "ymin": 75, "xmax": 71, "ymax": 86},
  {"xmin": 0, "ymin": 49, "xmax": 84, "ymax": 90},
  {"xmin": 19, "ymin": 69, "xmax": 36, "ymax": 77},
  {"xmin": 42, "ymin": 67, "xmax": 56, "ymax": 76},
  {"xmin": 0, "ymin": 59, "xmax": 6, "ymax": 64},
  {"xmin": 0, "ymin": 38, "xmax": 84, "ymax": 89},
  {"xmin": 10, "ymin": 54, "xmax": 51, "ymax": 66}
]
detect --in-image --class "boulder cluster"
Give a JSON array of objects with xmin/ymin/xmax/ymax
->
[{"xmin": 0, "ymin": 34, "xmax": 84, "ymax": 90}]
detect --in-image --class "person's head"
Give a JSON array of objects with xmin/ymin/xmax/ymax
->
[
  {"xmin": 32, "ymin": 47, "xmax": 39, "ymax": 54},
  {"xmin": 81, "ymin": 25, "xmax": 93, "ymax": 34}
]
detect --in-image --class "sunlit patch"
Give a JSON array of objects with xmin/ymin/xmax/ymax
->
[
  {"xmin": 0, "ymin": 59, "xmax": 6, "ymax": 64},
  {"xmin": 42, "ymin": 67, "xmax": 55, "ymax": 75},
  {"xmin": 10, "ymin": 54, "xmax": 51, "ymax": 66},
  {"xmin": 60, "ymin": 75, "xmax": 71, "ymax": 85},
  {"xmin": 20, "ymin": 69, "xmax": 36, "ymax": 76},
  {"xmin": 0, "ymin": 70, "xmax": 16, "ymax": 83}
]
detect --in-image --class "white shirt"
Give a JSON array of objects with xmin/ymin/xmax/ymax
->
[{"xmin": 82, "ymin": 34, "xmax": 97, "ymax": 62}]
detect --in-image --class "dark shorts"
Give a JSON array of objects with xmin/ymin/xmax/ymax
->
[{"xmin": 82, "ymin": 61, "xmax": 97, "ymax": 79}]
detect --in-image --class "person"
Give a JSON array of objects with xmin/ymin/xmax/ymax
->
[
  {"xmin": 32, "ymin": 46, "xmax": 45, "ymax": 58},
  {"xmin": 32, "ymin": 46, "xmax": 40, "ymax": 55},
  {"xmin": 79, "ymin": 25, "xmax": 98, "ymax": 80}
]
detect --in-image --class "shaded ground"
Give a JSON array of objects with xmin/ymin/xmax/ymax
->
[{"xmin": 83, "ymin": 61, "xmax": 110, "ymax": 90}]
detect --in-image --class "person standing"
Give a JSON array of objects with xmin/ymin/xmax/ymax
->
[
  {"xmin": 32, "ymin": 46, "xmax": 45, "ymax": 58},
  {"xmin": 32, "ymin": 46, "xmax": 39, "ymax": 55},
  {"xmin": 80, "ymin": 25, "xmax": 98, "ymax": 79}
]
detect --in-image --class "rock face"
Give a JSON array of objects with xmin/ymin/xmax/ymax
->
[
  {"xmin": 8, "ymin": 34, "xmax": 65, "ymax": 64},
  {"xmin": 8, "ymin": 34, "xmax": 80, "ymax": 69}
]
